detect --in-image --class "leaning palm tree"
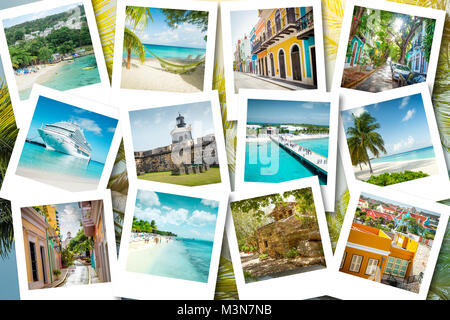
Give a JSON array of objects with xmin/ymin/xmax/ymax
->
[
  {"xmin": 346, "ymin": 111, "xmax": 386, "ymax": 174},
  {"xmin": 124, "ymin": 6, "xmax": 152, "ymax": 70}
]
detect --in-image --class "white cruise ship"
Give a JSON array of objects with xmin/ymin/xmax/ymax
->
[{"xmin": 38, "ymin": 121, "xmax": 92, "ymax": 160}]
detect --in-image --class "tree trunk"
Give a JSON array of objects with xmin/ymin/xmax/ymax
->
[
  {"xmin": 368, "ymin": 159, "xmax": 373, "ymax": 174},
  {"xmin": 127, "ymin": 47, "xmax": 131, "ymax": 70},
  {"xmin": 398, "ymin": 44, "xmax": 407, "ymax": 64},
  {"xmin": 349, "ymin": 7, "xmax": 365, "ymax": 42}
]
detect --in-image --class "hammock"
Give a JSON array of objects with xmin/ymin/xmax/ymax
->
[{"xmin": 145, "ymin": 48, "xmax": 205, "ymax": 74}]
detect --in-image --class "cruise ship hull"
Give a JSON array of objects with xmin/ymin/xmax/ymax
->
[{"xmin": 38, "ymin": 128, "xmax": 91, "ymax": 160}]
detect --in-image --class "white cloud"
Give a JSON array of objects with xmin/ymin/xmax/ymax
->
[
  {"xmin": 187, "ymin": 210, "xmax": 217, "ymax": 226},
  {"xmin": 201, "ymin": 199, "xmax": 219, "ymax": 208},
  {"xmin": 137, "ymin": 190, "xmax": 160, "ymax": 207},
  {"xmin": 107, "ymin": 127, "xmax": 116, "ymax": 133},
  {"xmin": 73, "ymin": 118, "xmax": 102, "ymax": 135},
  {"xmin": 392, "ymin": 136, "xmax": 415, "ymax": 153},
  {"xmin": 402, "ymin": 109, "xmax": 416, "ymax": 122},
  {"xmin": 165, "ymin": 208, "xmax": 189, "ymax": 225},
  {"xmin": 301, "ymin": 103, "xmax": 314, "ymax": 109},
  {"xmin": 399, "ymin": 96, "xmax": 410, "ymax": 109}
]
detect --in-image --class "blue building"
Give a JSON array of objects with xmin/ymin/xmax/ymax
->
[{"xmin": 406, "ymin": 22, "xmax": 428, "ymax": 74}]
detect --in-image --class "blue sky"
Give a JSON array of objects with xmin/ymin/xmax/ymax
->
[
  {"xmin": 134, "ymin": 190, "xmax": 219, "ymax": 241},
  {"xmin": 361, "ymin": 192, "xmax": 440, "ymax": 217},
  {"xmin": 341, "ymin": 94, "xmax": 432, "ymax": 157},
  {"xmin": 126, "ymin": 7, "xmax": 207, "ymax": 49},
  {"xmin": 130, "ymin": 101, "xmax": 214, "ymax": 151},
  {"xmin": 230, "ymin": 10, "xmax": 259, "ymax": 45},
  {"xmin": 3, "ymin": 3, "xmax": 81, "ymax": 28},
  {"xmin": 247, "ymin": 99, "xmax": 330, "ymax": 126},
  {"xmin": 26, "ymin": 96, "xmax": 118, "ymax": 163},
  {"xmin": 55, "ymin": 202, "xmax": 82, "ymax": 241}
]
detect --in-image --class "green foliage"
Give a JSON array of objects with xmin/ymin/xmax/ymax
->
[
  {"xmin": 161, "ymin": 9, "xmax": 209, "ymax": 33},
  {"xmin": 53, "ymin": 269, "xmax": 61, "ymax": 276},
  {"xmin": 366, "ymin": 171, "xmax": 429, "ymax": 186},
  {"xmin": 61, "ymin": 247, "xmax": 74, "ymax": 267},
  {"xmin": 286, "ymin": 247, "xmax": 299, "ymax": 259},
  {"xmin": 243, "ymin": 270, "xmax": 256, "ymax": 282},
  {"xmin": 259, "ymin": 253, "xmax": 269, "ymax": 260},
  {"xmin": 423, "ymin": 19, "xmax": 435, "ymax": 62}
]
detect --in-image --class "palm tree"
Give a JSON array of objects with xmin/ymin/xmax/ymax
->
[
  {"xmin": 346, "ymin": 111, "xmax": 386, "ymax": 174},
  {"xmin": 124, "ymin": 6, "xmax": 152, "ymax": 70}
]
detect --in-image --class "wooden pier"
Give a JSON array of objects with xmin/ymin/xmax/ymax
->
[{"xmin": 270, "ymin": 136, "xmax": 328, "ymax": 175}]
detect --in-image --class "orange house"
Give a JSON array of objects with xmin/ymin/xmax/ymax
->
[{"xmin": 340, "ymin": 223, "xmax": 418, "ymax": 282}]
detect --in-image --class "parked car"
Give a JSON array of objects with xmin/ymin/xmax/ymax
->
[
  {"xmin": 392, "ymin": 64, "xmax": 410, "ymax": 81},
  {"xmin": 405, "ymin": 72, "xmax": 426, "ymax": 85}
]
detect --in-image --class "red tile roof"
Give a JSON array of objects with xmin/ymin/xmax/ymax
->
[{"xmin": 365, "ymin": 210, "xmax": 394, "ymax": 221}]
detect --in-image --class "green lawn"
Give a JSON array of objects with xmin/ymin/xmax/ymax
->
[{"xmin": 137, "ymin": 167, "xmax": 221, "ymax": 186}]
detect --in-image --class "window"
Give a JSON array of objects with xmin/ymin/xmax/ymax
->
[
  {"xmin": 349, "ymin": 254, "xmax": 363, "ymax": 273},
  {"xmin": 365, "ymin": 258, "xmax": 379, "ymax": 276},
  {"xmin": 29, "ymin": 241, "xmax": 39, "ymax": 282},
  {"xmin": 384, "ymin": 256, "xmax": 409, "ymax": 277},
  {"xmin": 340, "ymin": 252, "xmax": 347, "ymax": 269}
]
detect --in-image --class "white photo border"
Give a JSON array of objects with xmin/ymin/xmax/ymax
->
[
  {"xmin": 226, "ymin": 176, "xmax": 334, "ymax": 299},
  {"xmin": 235, "ymin": 89, "xmax": 339, "ymax": 211},
  {"xmin": 111, "ymin": 0, "xmax": 217, "ymax": 96},
  {"xmin": 0, "ymin": 84, "xmax": 122, "ymax": 200},
  {"xmin": 118, "ymin": 89, "xmax": 231, "ymax": 192},
  {"xmin": 331, "ymin": 0, "xmax": 445, "ymax": 96},
  {"xmin": 221, "ymin": 0, "xmax": 327, "ymax": 120},
  {"xmin": 329, "ymin": 183, "xmax": 449, "ymax": 300},
  {"xmin": 338, "ymin": 82, "xmax": 450, "ymax": 201},
  {"xmin": 114, "ymin": 179, "xmax": 228, "ymax": 300},
  {"xmin": 12, "ymin": 189, "xmax": 118, "ymax": 300},
  {"xmin": 0, "ymin": 0, "xmax": 111, "ymax": 128}
]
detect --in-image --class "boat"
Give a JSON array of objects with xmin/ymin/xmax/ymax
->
[{"xmin": 37, "ymin": 121, "xmax": 92, "ymax": 160}]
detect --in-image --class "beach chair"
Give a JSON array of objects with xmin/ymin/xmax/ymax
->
[{"xmin": 145, "ymin": 47, "xmax": 205, "ymax": 74}]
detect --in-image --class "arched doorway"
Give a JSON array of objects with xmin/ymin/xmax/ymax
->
[
  {"xmin": 264, "ymin": 56, "xmax": 268, "ymax": 76},
  {"xmin": 267, "ymin": 20, "xmax": 272, "ymax": 38},
  {"xmin": 270, "ymin": 53, "xmax": 275, "ymax": 77},
  {"xmin": 291, "ymin": 45, "xmax": 302, "ymax": 81},
  {"xmin": 258, "ymin": 59, "xmax": 262, "ymax": 75},
  {"xmin": 278, "ymin": 50, "xmax": 286, "ymax": 79},
  {"xmin": 275, "ymin": 10, "xmax": 281, "ymax": 32}
]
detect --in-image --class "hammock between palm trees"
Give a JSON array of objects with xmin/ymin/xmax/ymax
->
[{"xmin": 144, "ymin": 47, "xmax": 205, "ymax": 74}]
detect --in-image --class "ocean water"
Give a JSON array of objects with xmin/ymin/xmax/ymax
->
[
  {"xmin": 128, "ymin": 238, "xmax": 213, "ymax": 283},
  {"xmin": 294, "ymin": 138, "xmax": 329, "ymax": 158},
  {"xmin": 244, "ymin": 141, "xmax": 327, "ymax": 185},
  {"xmin": 370, "ymin": 146, "xmax": 435, "ymax": 163},
  {"xmin": 19, "ymin": 54, "xmax": 101, "ymax": 100},
  {"xmin": 17, "ymin": 142, "xmax": 105, "ymax": 181},
  {"xmin": 124, "ymin": 43, "xmax": 206, "ymax": 60}
]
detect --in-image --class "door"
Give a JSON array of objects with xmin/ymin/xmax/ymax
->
[
  {"xmin": 279, "ymin": 50, "xmax": 286, "ymax": 79},
  {"xmin": 264, "ymin": 56, "xmax": 268, "ymax": 76},
  {"xmin": 291, "ymin": 45, "xmax": 302, "ymax": 81},
  {"xmin": 40, "ymin": 246, "xmax": 48, "ymax": 284},
  {"xmin": 311, "ymin": 46, "xmax": 317, "ymax": 86},
  {"xmin": 275, "ymin": 10, "xmax": 281, "ymax": 32},
  {"xmin": 286, "ymin": 8, "xmax": 295, "ymax": 24},
  {"xmin": 266, "ymin": 20, "xmax": 272, "ymax": 38},
  {"xmin": 270, "ymin": 53, "xmax": 275, "ymax": 76}
]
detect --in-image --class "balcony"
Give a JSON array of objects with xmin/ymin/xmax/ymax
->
[
  {"xmin": 251, "ymin": 39, "xmax": 263, "ymax": 54},
  {"xmin": 80, "ymin": 202, "xmax": 95, "ymax": 237},
  {"xmin": 258, "ymin": 9, "xmax": 298, "ymax": 51},
  {"xmin": 296, "ymin": 10, "xmax": 314, "ymax": 40}
]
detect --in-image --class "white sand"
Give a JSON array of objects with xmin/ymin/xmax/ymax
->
[
  {"xmin": 126, "ymin": 237, "xmax": 173, "ymax": 274},
  {"xmin": 15, "ymin": 62, "xmax": 67, "ymax": 93},
  {"xmin": 15, "ymin": 166, "xmax": 99, "ymax": 192},
  {"xmin": 120, "ymin": 58, "xmax": 205, "ymax": 92},
  {"xmin": 354, "ymin": 157, "xmax": 439, "ymax": 180}
]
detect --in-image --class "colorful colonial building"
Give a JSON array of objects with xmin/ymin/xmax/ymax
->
[
  {"xmin": 340, "ymin": 223, "xmax": 418, "ymax": 283},
  {"xmin": 406, "ymin": 21, "xmax": 429, "ymax": 74}
]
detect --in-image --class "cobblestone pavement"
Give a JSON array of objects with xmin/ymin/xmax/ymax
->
[{"xmin": 352, "ymin": 63, "xmax": 398, "ymax": 92}]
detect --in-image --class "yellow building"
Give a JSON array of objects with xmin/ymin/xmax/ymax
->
[
  {"xmin": 340, "ymin": 223, "xmax": 418, "ymax": 282},
  {"xmin": 252, "ymin": 7, "xmax": 317, "ymax": 87}
]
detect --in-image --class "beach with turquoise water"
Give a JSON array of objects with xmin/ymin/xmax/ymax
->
[
  {"xmin": 126, "ymin": 237, "xmax": 213, "ymax": 283},
  {"xmin": 18, "ymin": 54, "xmax": 101, "ymax": 100},
  {"xmin": 244, "ymin": 137, "xmax": 329, "ymax": 184},
  {"xmin": 16, "ymin": 142, "xmax": 104, "ymax": 191},
  {"xmin": 354, "ymin": 146, "xmax": 439, "ymax": 180},
  {"xmin": 121, "ymin": 44, "xmax": 206, "ymax": 92}
]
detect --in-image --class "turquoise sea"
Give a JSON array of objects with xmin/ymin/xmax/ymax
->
[
  {"xmin": 17, "ymin": 142, "xmax": 105, "ymax": 181},
  {"xmin": 129, "ymin": 238, "xmax": 213, "ymax": 283},
  {"xmin": 370, "ymin": 146, "xmax": 435, "ymax": 163},
  {"xmin": 19, "ymin": 54, "xmax": 101, "ymax": 100},
  {"xmin": 244, "ymin": 139, "xmax": 328, "ymax": 185},
  {"xmin": 294, "ymin": 138, "xmax": 329, "ymax": 157},
  {"xmin": 124, "ymin": 43, "xmax": 206, "ymax": 60}
]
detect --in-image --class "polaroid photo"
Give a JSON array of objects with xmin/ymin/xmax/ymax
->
[
  {"xmin": 339, "ymin": 83, "xmax": 450, "ymax": 201},
  {"xmin": 0, "ymin": 85, "xmax": 121, "ymax": 199},
  {"xmin": 331, "ymin": 0, "xmax": 445, "ymax": 96},
  {"xmin": 0, "ymin": 0, "xmax": 111, "ymax": 128},
  {"xmin": 111, "ymin": 0, "xmax": 217, "ymax": 98},
  {"xmin": 12, "ymin": 189, "xmax": 117, "ymax": 300},
  {"xmin": 235, "ymin": 89, "xmax": 338, "ymax": 211},
  {"xmin": 114, "ymin": 179, "xmax": 228, "ymax": 300},
  {"xmin": 226, "ymin": 176, "xmax": 333, "ymax": 299},
  {"xmin": 118, "ymin": 90, "xmax": 230, "ymax": 192},
  {"xmin": 329, "ymin": 183, "xmax": 449, "ymax": 300},
  {"xmin": 221, "ymin": 0, "xmax": 326, "ymax": 120}
]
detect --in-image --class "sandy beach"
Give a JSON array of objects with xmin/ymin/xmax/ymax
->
[
  {"xmin": 354, "ymin": 157, "xmax": 438, "ymax": 180},
  {"xmin": 15, "ymin": 166, "xmax": 99, "ymax": 192},
  {"xmin": 120, "ymin": 58, "xmax": 205, "ymax": 92},
  {"xmin": 15, "ymin": 62, "xmax": 68, "ymax": 93},
  {"xmin": 126, "ymin": 236, "xmax": 174, "ymax": 274}
]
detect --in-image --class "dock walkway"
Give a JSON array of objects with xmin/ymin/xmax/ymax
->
[{"xmin": 270, "ymin": 135, "xmax": 328, "ymax": 174}]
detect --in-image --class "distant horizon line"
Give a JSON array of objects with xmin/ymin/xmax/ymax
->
[
  {"xmin": 142, "ymin": 42, "xmax": 206, "ymax": 50},
  {"xmin": 247, "ymin": 121, "xmax": 329, "ymax": 127},
  {"xmin": 370, "ymin": 145, "xmax": 433, "ymax": 159}
]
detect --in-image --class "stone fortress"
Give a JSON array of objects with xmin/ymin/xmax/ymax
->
[{"xmin": 134, "ymin": 113, "xmax": 219, "ymax": 176}]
